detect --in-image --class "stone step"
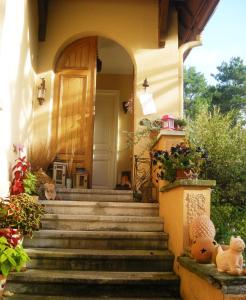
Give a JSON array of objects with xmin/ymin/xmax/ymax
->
[
  {"xmin": 40, "ymin": 201, "xmax": 159, "ymax": 217},
  {"xmin": 7, "ymin": 270, "xmax": 180, "ymax": 298},
  {"xmin": 56, "ymin": 188, "xmax": 133, "ymax": 202},
  {"xmin": 4, "ymin": 295, "xmax": 181, "ymax": 300},
  {"xmin": 26, "ymin": 248, "xmax": 174, "ymax": 272},
  {"xmin": 42, "ymin": 214, "xmax": 164, "ymax": 232},
  {"xmin": 24, "ymin": 230, "xmax": 168, "ymax": 250}
]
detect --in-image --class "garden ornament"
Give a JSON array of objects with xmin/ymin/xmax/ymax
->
[{"xmin": 216, "ymin": 236, "xmax": 246, "ymax": 275}]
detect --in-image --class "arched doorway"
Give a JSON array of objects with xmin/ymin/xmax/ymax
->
[{"xmin": 54, "ymin": 36, "xmax": 134, "ymax": 189}]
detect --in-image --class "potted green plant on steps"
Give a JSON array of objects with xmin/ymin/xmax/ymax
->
[
  {"xmin": 152, "ymin": 142, "xmax": 208, "ymax": 183},
  {"xmin": 0, "ymin": 229, "xmax": 29, "ymax": 297},
  {"xmin": 23, "ymin": 171, "xmax": 38, "ymax": 200}
]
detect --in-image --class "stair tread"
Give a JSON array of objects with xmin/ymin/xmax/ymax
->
[
  {"xmin": 33, "ymin": 230, "xmax": 168, "ymax": 238},
  {"xmin": 4, "ymin": 295, "xmax": 181, "ymax": 300},
  {"xmin": 26, "ymin": 248, "xmax": 173, "ymax": 258},
  {"xmin": 43, "ymin": 214, "xmax": 163, "ymax": 223},
  {"xmin": 40, "ymin": 200, "xmax": 159, "ymax": 208},
  {"xmin": 56, "ymin": 188, "xmax": 133, "ymax": 194},
  {"xmin": 9, "ymin": 269, "xmax": 179, "ymax": 283}
]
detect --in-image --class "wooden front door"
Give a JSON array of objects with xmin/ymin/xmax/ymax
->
[{"xmin": 54, "ymin": 37, "xmax": 97, "ymax": 187}]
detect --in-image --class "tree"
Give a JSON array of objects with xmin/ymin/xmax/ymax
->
[
  {"xmin": 184, "ymin": 57, "xmax": 246, "ymax": 122},
  {"xmin": 184, "ymin": 67, "xmax": 211, "ymax": 119},
  {"xmin": 210, "ymin": 57, "xmax": 246, "ymax": 118}
]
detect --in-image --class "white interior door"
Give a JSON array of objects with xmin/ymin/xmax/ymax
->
[{"xmin": 92, "ymin": 90, "xmax": 119, "ymax": 189}]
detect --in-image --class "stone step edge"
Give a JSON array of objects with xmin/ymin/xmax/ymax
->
[
  {"xmin": 42, "ymin": 214, "xmax": 163, "ymax": 223},
  {"xmin": 40, "ymin": 200, "xmax": 159, "ymax": 208},
  {"xmin": 32, "ymin": 230, "xmax": 168, "ymax": 239},
  {"xmin": 3, "ymin": 295, "xmax": 181, "ymax": 300},
  {"xmin": 56, "ymin": 188, "xmax": 133, "ymax": 195},
  {"xmin": 26, "ymin": 248, "xmax": 173, "ymax": 259},
  {"xmin": 9, "ymin": 269, "xmax": 179, "ymax": 284}
]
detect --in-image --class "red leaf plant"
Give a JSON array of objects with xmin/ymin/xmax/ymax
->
[
  {"xmin": 0, "ymin": 228, "xmax": 21, "ymax": 248},
  {"xmin": 10, "ymin": 157, "xmax": 30, "ymax": 195}
]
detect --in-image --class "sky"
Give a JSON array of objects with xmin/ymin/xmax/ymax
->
[{"xmin": 185, "ymin": 0, "xmax": 246, "ymax": 84}]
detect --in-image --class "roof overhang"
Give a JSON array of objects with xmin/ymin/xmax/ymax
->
[
  {"xmin": 38, "ymin": 0, "xmax": 220, "ymax": 46},
  {"xmin": 159, "ymin": 0, "xmax": 220, "ymax": 48}
]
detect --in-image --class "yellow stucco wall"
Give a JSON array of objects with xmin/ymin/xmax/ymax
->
[
  {"xmin": 96, "ymin": 74, "xmax": 133, "ymax": 184},
  {"xmin": 159, "ymin": 186, "xmax": 212, "ymax": 272},
  {"xmin": 180, "ymin": 265, "xmax": 246, "ymax": 300},
  {"xmin": 35, "ymin": 0, "xmax": 180, "ymax": 155},
  {"xmin": 179, "ymin": 265, "xmax": 224, "ymax": 300},
  {"xmin": 0, "ymin": 0, "xmax": 38, "ymax": 197}
]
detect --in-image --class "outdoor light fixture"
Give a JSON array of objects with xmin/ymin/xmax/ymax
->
[
  {"xmin": 37, "ymin": 78, "xmax": 46, "ymax": 105},
  {"xmin": 142, "ymin": 78, "xmax": 149, "ymax": 90},
  {"xmin": 161, "ymin": 114, "xmax": 175, "ymax": 130},
  {"xmin": 122, "ymin": 95, "xmax": 134, "ymax": 114},
  {"xmin": 139, "ymin": 78, "xmax": 156, "ymax": 115}
]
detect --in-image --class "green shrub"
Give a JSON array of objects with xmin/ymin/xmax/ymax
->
[
  {"xmin": 211, "ymin": 203, "xmax": 246, "ymax": 244},
  {"xmin": 187, "ymin": 108, "xmax": 246, "ymax": 205}
]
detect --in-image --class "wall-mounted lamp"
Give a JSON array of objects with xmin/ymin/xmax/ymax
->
[
  {"xmin": 139, "ymin": 78, "xmax": 156, "ymax": 115},
  {"xmin": 122, "ymin": 95, "xmax": 133, "ymax": 114},
  {"xmin": 142, "ymin": 78, "xmax": 149, "ymax": 91},
  {"xmin": 37, "ymin": 78, "xmax": 46, "ymax": 105}
]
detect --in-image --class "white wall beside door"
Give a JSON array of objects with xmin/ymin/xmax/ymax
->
[{"xmin": 92, "ymin": 90, "xmax": 119, "ymax": 189}]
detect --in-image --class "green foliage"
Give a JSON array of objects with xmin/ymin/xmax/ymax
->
[
  {"xmin": 152, "ymin": 142, "xmax": 207, "ymax": 183},
  {"xmin": 187, "ymin": 108, "xmax": 246, "ymax": 205},
  {"xmin": 0, "ymin": 236, "xmax": 29, "ymax": 277},
  {"xmin": 184, "ymin": 66, "xmax": 211, "ymax": 120},
  {"xmin": 174, "ymin": 118, "xmax": 187, "ymax": 129},
  {"xmin": 23, "ymin": 171, "xmax": 37, "ymax": 195},
  {"xmin": 124, "ymin": 118, "xmax": 162, "ymax": 155},
  {"xmin": 211, "ymin": 57, "xmax": 246, "ymax": 117},
  {"xmin": 211, "ymin": 204, "xmax": 246, "ymax": 245},
  {"xmin": 184, "ymin": 57, "xmax": 246, "ymax": 122}
]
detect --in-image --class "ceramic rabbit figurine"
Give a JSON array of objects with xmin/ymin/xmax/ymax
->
[{"xmin": 216, "ymin": 236, "xmax": 245, "ymax": 275}]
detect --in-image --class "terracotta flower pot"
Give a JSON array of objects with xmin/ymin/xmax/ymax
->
[
  {"xmin": 191, "ymin": 237, "xmax": 217, "ymax": 264},
  {"xmin": 0, "ymin": 275, "xmax": 7, "ymax": 297},
  {"xmin": 176, "ymin": 169, "xmax": 189, "ymax": 179}
]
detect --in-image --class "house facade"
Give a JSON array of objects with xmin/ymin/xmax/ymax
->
[{"xmin": 0, "ymin": 0, "xmax": 219, "ymax": 195}]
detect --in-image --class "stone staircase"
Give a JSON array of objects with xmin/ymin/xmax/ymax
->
[{"xmin": 7, "ymin": 189, "xmax": 181, "ymax": 299}]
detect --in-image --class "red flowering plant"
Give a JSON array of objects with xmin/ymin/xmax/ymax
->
[{"xmin": 10, "ymin": 156, "xmax": 37, "ymax": 195}]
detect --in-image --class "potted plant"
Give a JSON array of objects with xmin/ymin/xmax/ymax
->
[
  {"xmin": 174, "ymin": 118, "xmax": 187, "ymax": 131},
  {"xmin": 23, "ymin": 171, "xmax": 38, "ymax": 198},
  {"xmin": 0, "ymin": 229, "xmax": 29, "ymax": 297},
  {"xmin": 125, "ymin": 117, "xmax": 163, "ymax": 154},
  {"xmin": 0, "ymin": 194, "xmax": 45, "ymax": 238},
  {"xmin": 139, "ymin": 118, "xmax": 162, "ymax": 139},
  {"xmin": 10, "ymin": 156, "xmax": 38, "ymax": 198},
  {"xmin": 152, "ymin": 142, "xmax": 208, "ymax": 183}
]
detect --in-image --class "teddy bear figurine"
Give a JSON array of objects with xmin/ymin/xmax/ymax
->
[{"xmin": 216, "ymin": 236, "xmax": 246, "ymax": 275}]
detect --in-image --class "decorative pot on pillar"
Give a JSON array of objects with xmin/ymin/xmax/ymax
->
[
  {"xmin": 176, "ymin": 169, "xmax": 189, "ymax": 179},
  {"xmin": 191, "ymin": 237, "xmax": 217, "ymax": 263}
]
